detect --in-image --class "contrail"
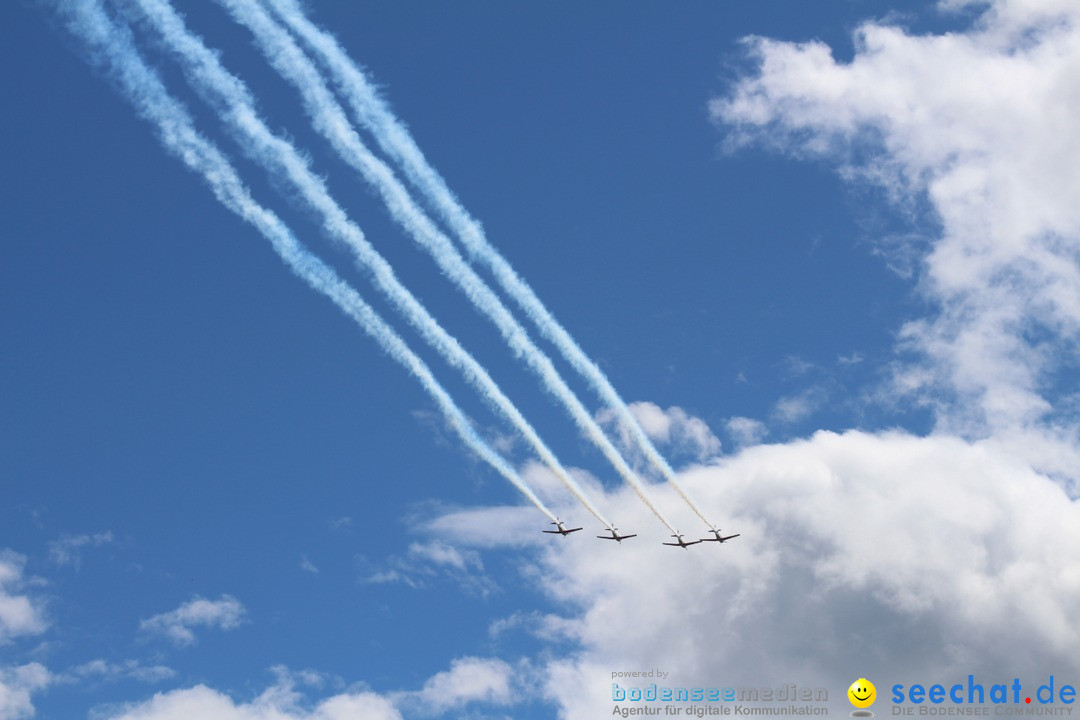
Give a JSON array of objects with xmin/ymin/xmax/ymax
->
[
  {"xmin": 51, "ymin": 0, "xmax": 561, "ymax": 524},
  {"xmin": 204, "ymin": 0, "xmax": 679, "ymax": 533},
  {"xmin": 260, "ymin": 0, "xmax": 716, "ymax": 531},
  {"xmin": 124, "ymin": 0, "xmax": 623, "ymax": 531}
]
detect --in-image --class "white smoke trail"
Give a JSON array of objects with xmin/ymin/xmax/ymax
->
[
  {"xmin": 52, "ymin": 0, "xmax": 560, "ymax": 525},
  {"xmin": 125, "ymin": 0, "xmax": 623, "ymax": 531},
  {"xmin": 204, "ymin": 0, "xmax": 678, "ymax": 533},
  {"xmin": 258, "ymin": 0, "xmax": 717, "ymax": 532}
]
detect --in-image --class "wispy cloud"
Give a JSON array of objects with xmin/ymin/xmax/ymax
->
[
  {"xmin": 725, "ymin": 416, "xmax": 767, "ymax": 448},
  {"xmin": 488, "ymin": 611, "xmax": 582, "ymax": 644},
  {"xmin": 779, "ymin": 354, "xmax": 815, "ymax": 378},
  {"xmin": 47, "ymin": 531, "xmax": 113, "ymax": 568},
  {"xmin": 62, "ymin": 659, "xmax": 175, "ymax": 684},
  {"xmin": 359, "ymin": 541, "xmax": 497, "ymax": 597},
  {"xmin": 327, "ymin": 517, "xmax": 352, "ymax": 533},
  {"xmin": 837, "ymin": 352, "xmax": 863, "ymax": 366},
  {"xmin": 771, "ymin": 387, "xmax": 826, "ymax": 424},
  {"xmin": 139, "ymin": 595, "xmax": 246, "ymax": 646}
]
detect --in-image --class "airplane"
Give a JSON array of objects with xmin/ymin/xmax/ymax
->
[
  {"xmin": 542, "ymin": 520, "xmax": 583, "ymax": 537},
  {"xmin": 662, "ymin": 533, "xmax": 703, "ymax": 549},
  {"xmin": 700, "ymin": 528, "xmax": 741, "ymax": 544},
  {"xmin": 597, "ymin": 527, "xmax": 637, "ymax": 542}
]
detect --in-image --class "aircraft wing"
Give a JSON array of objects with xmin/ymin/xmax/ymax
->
[
  {"xmin": 701, "ymin": 531, "xmax": 741, "ymax": 543},
  {"xmin": 663, "ymin": 540, "xmax": 702, "ymax": 547}
]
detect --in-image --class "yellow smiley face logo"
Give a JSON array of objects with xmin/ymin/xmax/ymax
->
[{"xmin": 848, "ymin": 678, "xmax": 876, "ymax": 708}]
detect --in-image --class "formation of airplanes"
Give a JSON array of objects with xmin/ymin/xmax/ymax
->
[{"xmin": 544, "ymin": 523, "xmax": 739, "ymax": 547}]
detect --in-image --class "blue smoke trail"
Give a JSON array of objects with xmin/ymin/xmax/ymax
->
[
  {"xmin": 53, "ymin": 0, "xmax": 559, "ymax": 524},
  {"xmin": 198, "ymin": 0, "xmax": 677, "ymax": 532},
  {"xmin": 124, "ymin": 0, "xmax": 622, "ymax": 530}
]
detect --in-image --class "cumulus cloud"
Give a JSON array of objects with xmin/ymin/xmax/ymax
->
[
  {"xmin": 139, "ymin": 595, "xmax": 246, "ymax": 646},
  {"xmin": 91, "ymin": 656, "xmax": 522, "ymax": 720},
  {"xmin": 0, "ymin": 663, "xmax": 50, "ymax": 720},
  {"xmin": 48, "ymin": 531, "xmax": 113, "ymax": 568},
  {"xmin": 99, "ymin": 683, "xmax": 402, "ymax": 720},
  {"xmin": 712, "ymin": 0, "xmax": 1080, "ymax": 483},
  {"xmin": 427, "ymin": 428, "xmax": 1080, "ymax": 717},
  {"xmin": 401, "ymin": 656, "xmax": 515, "ymax": 715},
  {"xmin": 0, "ymin": 551, "xmax": 47, "ymax": 643},
  {"xmin": 599, "ymin": 401, "xmax": 723, "ymax": 462}
]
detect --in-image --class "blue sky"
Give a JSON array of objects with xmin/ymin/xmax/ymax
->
[{"xmin": 3, "ymin": 1, "xmax": 1080, "ymax": 718}]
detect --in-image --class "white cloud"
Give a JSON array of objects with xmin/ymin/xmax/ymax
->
[
  {"xmin": 0, "ymin": 551, "xmax": 47, "ymax": 643},
  {"xmin": 300, "ymin": 556, "xmax": 319, "ymax": 575},
  {"xmin": 0, "ymin": 663, "xmax": 50, "ymax": 720},
  {"xmin": 599, "ymin": 402, "xmax": 722, "ymax": 461},
  {"xmin": 64, "ymin": 659, "xmax": 175, "ymax": 685},
  {"xmin": 361, "ymin": 541, "xmax": 497, "ymax": 597},
  {"xmin": 780, "ymin": 355, "xmax": 815, "ymax": 378},
  {"xmin": 92, "ymin": 655, "xmax": 522, "ymax": 720},
  {"xmin": 405, "ymin": 541, "xmax": 474, "ymax": 572},
  {"xmin": 488, "ymin": 611, "xmax": 582, "ymax": 644},
  {"xmin": 406, "ymin": 656, "xmax": 514, "ymax": 714},
  {"xmin": 48, "ymin": 531, "xmax": 114, "ymax": 568},
  {"xmin": 837, "ymin": 352, "xmax": 863, "ymax": 366},
  {"xmin": 139, "ymin": 595, "xmax": 246, "ymax": 647},
  {"xmin": 425, "ymin": 428, "xmax": 1080, "ymax": 717},
  {"xmin": 327, "ymin": 517, "xmax": 352, "ymax": 533},
  {"xmin": 99, "ymin": 683, "xmax": 402, "ymax": 720},
  {"xmin": 725, "ymin": 416, "xmax": 767, "ymax": 447},
  {"xmin": 712, "ymin": 0, "xmax": 1080, "ymax": 478},
  {"xmin": 427, "ymin": 505, "xmax": 551, "ymax": 549},
  {"xmin": 771, "ymin": 387, "xmax": 826, "ymax": 424}
]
